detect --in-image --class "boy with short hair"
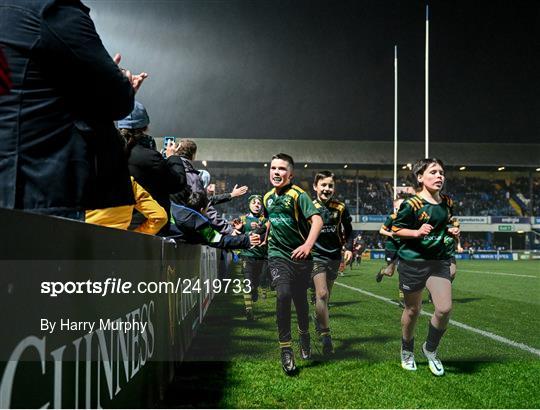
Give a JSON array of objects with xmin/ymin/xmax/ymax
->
[
  {"xmin": 263, "ymin": 153, "xmax": 323, "ymax": 375},
  {"xmin": 234, "ymin": 195, "xmax": 269, "ymax": 321},
  {"xmin": 375, "ymin": 194, "xmax": 410, "ymax": 306}
]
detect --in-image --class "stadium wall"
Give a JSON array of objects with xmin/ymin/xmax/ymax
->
[{"xmin": 0, "ymin": 209, "xmax": 217, "ymax": 408}]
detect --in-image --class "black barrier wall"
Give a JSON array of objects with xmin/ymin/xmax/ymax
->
[{"xmin": 0, "ymin": 209, "xmax": 217, "ymax": 408}]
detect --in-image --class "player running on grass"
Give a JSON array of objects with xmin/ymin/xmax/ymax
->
[
  {"xmin": 375, "ymin": 194, "xmax": 410, "ymax": 306},
  {"xmin": 310, "ymin": 171, "xmax": 353, "ymax": 355},
  {"xmin": 391, "ymin": 158, "xmax": 460, "ymax": 376},
  {"xmin": 349, "ymin": 234, "xmax": 364, "ymax": 271},
  {"xmin": 263, "ymin": 153, "xmax": 323, "ymax": 375},
  {"xmin": 376, "ymin": 196, "xmax": 406, "ymax": 282},
  {"xmin": 233, "ymin": 195, "xmax": 269, "ymax": 321}
]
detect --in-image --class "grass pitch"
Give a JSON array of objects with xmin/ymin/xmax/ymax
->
[{"xmin": 165, "ymin": 260, "xmax": 540, "ymax": 408}]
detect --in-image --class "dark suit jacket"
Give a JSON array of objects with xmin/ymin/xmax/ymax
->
[{"xmin": 0, "ymin": 0, "xmax": 135, "ymax": 213}]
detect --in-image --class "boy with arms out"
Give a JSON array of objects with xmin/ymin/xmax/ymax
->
[
  {"xmin": 311, "ymin": 171, "xmax": 353, "ymax": 354},
  {"xmin": 392, "ymin": 158, "xmax": 459, "ymax": 376},
  {"xmin": 263, "ymin": 154, "xmax": 323, "ymax": 375}
]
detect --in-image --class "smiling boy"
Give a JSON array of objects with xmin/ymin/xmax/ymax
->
[{"xmin": 263, "ymin": 153, "xmax": 323, "ymax": 375}]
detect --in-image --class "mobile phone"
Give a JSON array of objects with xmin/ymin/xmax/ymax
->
[
  {"xmin": 163, "ymin": 136, "xmax": 176, "ymax": 146},
  {"xmin": 162, "ymin": 136, "xmax": 176, "ymax": 158}
]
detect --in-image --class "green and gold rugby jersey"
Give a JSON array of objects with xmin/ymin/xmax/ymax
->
[
  {"xmin": 238, "ymin": 213, "xmax": 268, "ymax": 259},
  {"xmin": 381, "ymin": 213, "xmax": 401, "ymax": 253},
  {"xmin": 444, "ymin": 218, "xmax": 460, "ymax": 257},
  {"xmin": 263, "ymin": 184, "xmax": 320, "ymax": 260},
  {"xmin": 392, "ymin": 194, "xmax": 454, "ymax": 261},
  {"xmin": 444, "ymin": 235, "xmax": 455, "ymax": 257},
  {"xmin": 311, "ymin": 199, "xmax": 353, "ymax": 261}
]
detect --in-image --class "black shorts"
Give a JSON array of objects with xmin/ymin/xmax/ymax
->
[
  {"xmin": 311, "ymin": 260, "xmax": 341, "ymax": 281},
  {"xmin": 385, "ymin": 249, "xmax": 398, "ymax": 264},
  {"xmin": 268, "ymin": 258, "xmax": 312, "ymax": 289},
  {"xmin": 397, "ymin": 259, "xmax": 452, "ymax": 293},
  {"xmin": 450, "ymin": 256, "xmax": 456, "ymax": 264},
  {"xmin": 241, "ymin": 258, "xmax": 267, "ymax": 277}
]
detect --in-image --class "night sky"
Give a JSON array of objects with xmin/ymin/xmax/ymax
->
[{"xmin": 90, "ymin": 0, "xmax": 540, "ymax": 143}]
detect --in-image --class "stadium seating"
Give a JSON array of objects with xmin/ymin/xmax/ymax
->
[{"xmin": 205, "ymin": 169, "xmax": 540, "ymax": 219}]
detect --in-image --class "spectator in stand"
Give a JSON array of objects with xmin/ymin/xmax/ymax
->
[
  {"xmin": 0, "ymin": 0, "xmax": 148, "ymax": 219},
  {"xmin": 118, "ymin": 101, "xmax": 186, "ymax": 235},
  {"xmin": 171, "ymin": 139, "xmax": 232, "ymax": 234},
  {"xmin": 86, "ymin": 177, "xmax": 167, "ymax": 235}
]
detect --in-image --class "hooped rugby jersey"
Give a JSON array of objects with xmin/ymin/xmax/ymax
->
[
  {"xmin": 263, "ymin": 184, "xmax": 319, "ymax": 260},
  {"xmin": 392, "ymin": 194, "xmax": 454, "ymax": 261}
]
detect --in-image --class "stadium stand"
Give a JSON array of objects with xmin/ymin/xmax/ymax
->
[{"xmin": 205, "ymin": 169, "xmax": 540, "ymax": 219}]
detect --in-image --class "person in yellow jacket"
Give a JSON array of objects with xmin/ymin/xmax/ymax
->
[{"xmin": 86, "ymin": 177, "xmax": 167, "ymax": 235}]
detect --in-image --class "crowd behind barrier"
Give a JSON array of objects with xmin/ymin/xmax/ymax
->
[
  {"xmin": 1, "ymin": 1, "xmax": 538, "ymax": 256},
  {"xmin": 0, "ymin": 208, "xmax": 217, "ymax": 408}
]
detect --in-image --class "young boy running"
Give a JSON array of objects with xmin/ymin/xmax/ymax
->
[
  {"xmin": 263, "ymin": 153, "xmax": 323, "ymax": 375},
  {"xmin": 311, "ymin": 171, "xmax": 353, "ymax": 355},
  {"xmin": 350, "ymin": 234, "xmax": 364, "ymax": 270},
  {"xmin": 375, "ymin": 195, "xmax": 409, "ymax": 306},
  {"xmin": 376, "ymin": 196, "xmax": 406, "ymax": 282},
  {"xmin": 392, "ymin": 158, "xmax": 460, "ymax": 376},
  {"xmin": 234, "ymin": 195, "xmax": 269, "ymax": 321}
]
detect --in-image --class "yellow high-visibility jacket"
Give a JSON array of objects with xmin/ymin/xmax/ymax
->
[{"xmin": 86, "ymin": 177, "xmax": 167, "ymax": 235}]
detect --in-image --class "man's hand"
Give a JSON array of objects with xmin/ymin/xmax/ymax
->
[
  {"xmin": 114, "ymin": 53, "xmax": 148, "ymax": 93},
  {"xmin": 165, "ymin": 141, "xmax": 177, "ymax": 158},
  {"xmin": 343, "ymin": 250, "xmax": 353, "ymax": 264},
  {"xmin": 416, "ymin": 224, "xmax": 433, "ymax": 238},
  {"xmin": 231, "ymin": 184, "xmax": 248, "ymax": 198},
  {"xmin": 231, "ymin": 218, "xmax": 243, "ymax": 231},
  {"xmin": 291, "ymin": 243, "xmax": 312, "ymax": 260},
  {"xmin": 249, "ymin": 233, "xmax": 261, "ymax": 247},
  {"xmin": 206, "ymin": 183, "xmax": 216, "ymax": 196}
]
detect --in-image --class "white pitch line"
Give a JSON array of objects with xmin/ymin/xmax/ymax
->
[
  {"xmin": 334, "ymin": 281, "xmax": 540, "ymax": 357},
  {"xmin": 459, "ymin": 269, "xmax": 537, "ymax": 278}
]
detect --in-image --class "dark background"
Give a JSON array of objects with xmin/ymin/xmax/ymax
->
[{"xmin": 88, "ymin": 0, "xmax": 540, "ymax": 143}]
